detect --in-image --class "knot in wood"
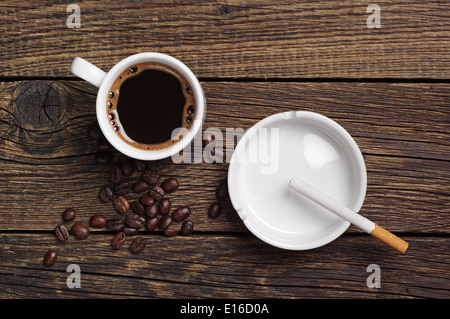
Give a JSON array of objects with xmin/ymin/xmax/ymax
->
[
  {"xmin": 219, "ymin": 5, "xmax": 231, "ymax": 15},
  {"xmin": 14, "ymin": 81, "xmax": 66, "ymax": 131}
]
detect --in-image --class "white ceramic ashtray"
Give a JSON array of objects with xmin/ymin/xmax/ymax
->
[{"xmin": 228, "ymin": 111, "xmax": 367, "ymax": 250}]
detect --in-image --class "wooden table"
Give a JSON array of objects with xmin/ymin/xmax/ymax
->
[{"xmin": 1, "ymin": 1, "xmax": 449, "ymax": 300}]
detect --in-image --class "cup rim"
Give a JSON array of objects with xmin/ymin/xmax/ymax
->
[
  {"xmin": 227, "ymin": 111, "xmax": 367, "ymax": 250},
  {"xmin": 96, "ymin": 52, "xmax": 205, "ymax": 161}
]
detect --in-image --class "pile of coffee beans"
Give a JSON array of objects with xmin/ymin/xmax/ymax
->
[
  {"xmin": 103, "ymin": 159, "xmax": 192, "ymax": 249},
  {"xmin": 104, "ymin": 160, "xmax": 193, "ymax": 238},
  {"xmin": 43, "ymin": 123, "xmax": 229, "ymax": 266}
]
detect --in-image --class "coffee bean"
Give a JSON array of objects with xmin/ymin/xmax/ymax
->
[
  {"xmin": 114, "ymin": 196, "xmax": 130, "ymax": 214},
  {"xmin": 109, "ymin": 163, "xmax": 122, "ymax": 183},
  {"xmin": 133, "ymin": 159, "xmax": 147, "ymax": 172},
  {"xmin": 181, "ymin": 220, "xmax": 194, "ymax": 236},
  {"xmin": 147, "ymin": 161, "xmax": 161, "ymax": 171},
  {"xmin": 55, "ymin": 225, "xmax": 69, "ymax": 241},
  {"xmin": 133, "ymin": 180, "xmax": 149, "ymax": 193},
  {"xmin": 161, "ymin": 177, "xmax": 179, "ymax": 193},
  {"xmin": 130, "ymin": 200, "xmax": 145, "ymax": 215},
  {"xmin": 125, "ymin": 213, "xmax": 146, "ymax": 229},
  {"xmin": 208, "ymin": 202, "xmax": 222, "ymax": 219},
  {"xmin": 71, "ymin": 223, "xmax": 90, "ymax": 239},
  {"xmin": 145, "ymin": 202, "xmax": 159, "ymax": 219},
  {"xmin": 130, "ymin": 237, "xmax": 146, "ymax": 253},
  {"xmin": 87, "ymin": 123, "xmax": 103, "ymax": 141},
  {"xmin": 62, "ymin": 208, "xmax": 76, "ymax": 222},
  {"xmin": 163, "ymin": 228, "xmax": 178, "ymax": 237},
  {"xmin": 159, "ymin": 214, "xmax": 172, "ymax": 230},
  {"xmin": 114, "ymin": 182, "xmax": 131, "ymax": 196},
  {"xmin": 145, "ymin": 217, "xmax": 159, "ymax": 231},
  {"xmin": 121, "ymin": 160, "xmax": 134, "ymax": 177},
  {"xmin": 111, "ymin": 231, "xmax": 126, "ymax": 250},
  {"xmin": 159, "ymin": 198, "xmax": 171, "ymax": 215},
  {"xmin": 149, "ymin": 185, "xmax": 164, "ymax": 200},
  {"xmin": 95, "ymin": 151, "xmax": 113, "ymax": 164},
  {"xmin": 172, "ymin": 206, "xmax": 191, "ymax": 222},
  {"xmin": 106, "ymin": 218, "xmax": 124, "ymax": 231},
  {"xmin": 142, "ymin": 169, "xmax": 159, "ymax": 185},
  {"xmin": 90, "ymin": 214, "xmax": 107, "ymax": 228},
  {"xmin": 99, "ymin": 186, "xmax": 114, "ymax": 202},
  {"xmin": 140, "ymin": 194, "xmax": 155, "ymax": 206},
  {"xmin": 216, "ymin": 180, "xmax": 229, "ymax": 200},
  {"xmin": 44, "ymin": 250, "xmax": 57, "ymax": 266},
  {"xmin": 123, "ymin": 226, "xmax": 139, "ymax": 236}
]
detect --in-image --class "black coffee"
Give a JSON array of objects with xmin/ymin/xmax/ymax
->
[{"xmin": 106, "ymin": 62, "xmax": 195, "ymax": 150}]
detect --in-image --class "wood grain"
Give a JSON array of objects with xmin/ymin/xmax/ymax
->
[
  {"xmin": 1, "ymin": 0, "xmax": 449, "ymax": 297},
  {"xmin": 0, "ymin": 0, "xmax": 449, "ymax": 78},
  {"xmin": 0, "ymin": 233, "xmax": 448, "ymax": 298},
  {"xmin": 0, "ymin": 81, "xmax": 448, "ymax": 233}
]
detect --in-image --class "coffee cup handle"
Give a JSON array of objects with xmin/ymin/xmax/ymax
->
[{"xmin": 70, "ymin": 57, "xmax": 107, "ymax": 88}]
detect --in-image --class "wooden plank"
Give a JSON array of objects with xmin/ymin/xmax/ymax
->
[
  {"xmin": 0, "ymin": 1, "xmax": 449, "ymax": 78},
  {"xmin": 0, "ymin": 154, "xmax": 448, "ymax": 233},
  {"xmin": 0, "ymin": 81, "xmax": 448, "ymax": 232},
  {"xmin": 205, "ymin": 82, "xmax": 450, "ymax": 161},
  {"xmin": 1, "ymin": 81, "xmax": 448, "ymax": 163},
  {"xmin": 0, "ymin": 233, "xmax": 448, "ymax": 298}
]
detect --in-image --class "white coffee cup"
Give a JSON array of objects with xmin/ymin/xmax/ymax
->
[{"xmin": 70, "ymin": 52, "xmax": 205, "ymax": 161}]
